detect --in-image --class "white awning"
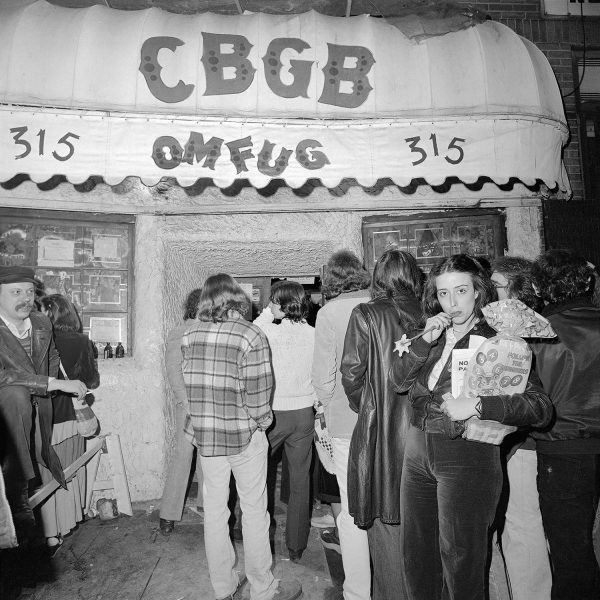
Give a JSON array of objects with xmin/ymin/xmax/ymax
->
[{"xmin": 0, "ymin": 1, "xmax": 570, "ymax": 191}]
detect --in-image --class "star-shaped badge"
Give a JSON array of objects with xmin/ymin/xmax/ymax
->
[{"xmin": 394, "ymin": 334, "xmax": 412, "ymax": 356}]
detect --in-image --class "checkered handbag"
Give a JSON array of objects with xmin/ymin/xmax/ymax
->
[
  {"xmin": 60, "ymin": 362, "xmax": 100, "ymax": 438},
  {"xmin": 314, "ymin": 402, "xmax": 336, "ymax": 474},
  {"xmin": 463, "ymin": 416, "xmax": 517, "ymax": 445}
]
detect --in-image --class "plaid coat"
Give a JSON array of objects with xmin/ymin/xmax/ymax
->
[{"xmin": 182, "ymin": 316, "xmax": 273, "ymax": 456}]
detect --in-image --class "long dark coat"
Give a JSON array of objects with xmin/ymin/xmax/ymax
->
[{"xmin": 341, "ymin": 293, "xmax": 422, "ymax": 528}]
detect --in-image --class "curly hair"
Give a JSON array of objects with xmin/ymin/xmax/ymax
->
[
  {"xmin": 531, "ymin": 249, "xmax": 593, "ymax": 305},
  {"xmin": 183, "ymin": 288, "xmax": 203, "ymax": 321},
  {"xmin": 321, "ymin": 250, "xmax": 370, "ymax": 299},
  {"xmin": 371, "ymin": 249, "xmax": 423, "ymax": 300},
  {"xmin": 196, "ymin": 273, "xmax": 251, "ymax": 322},
  {"xmin": 491, "ymin": 256, "xmax": 542, "ymax": 312},
  {"xmin": 270, "ymin": 280, "xmax": 310, "ymax": 322},
  {"xmin": 422, "ymin": 254, "xmax": 496, "ymax": 318}
]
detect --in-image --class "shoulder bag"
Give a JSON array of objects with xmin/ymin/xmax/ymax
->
[{"xmin": 59, "ymin": 362, "xmax": 100, "ymax": 438}]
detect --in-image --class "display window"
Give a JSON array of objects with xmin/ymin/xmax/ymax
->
[{"xmin": 0, "ymin": 208, "xmax": 134, "ymax": 353}]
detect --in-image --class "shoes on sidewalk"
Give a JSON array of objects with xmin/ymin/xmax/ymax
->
[
  {"xmin": 320, "ymin": 527, "xmax": 341, "ymax": 553},
  {"xmin": 159, "ymin": 518, "xmax": 174, "ymax": 536},
  {"xmin": 288, "ymin": 548, "xmax": 304, "ymax": 563},
  {"xmin": 46, "ymin": 536, "xmax": 63, "ymax": 558},
  {"xmin": 216, "ymin": 575, "xmax": 248, "ymax": 600},
  {"xmin": 310, "ymin": 512, "xmax": 335, "ymax": 528},
  {"xmin": 272, "ymin": 579, "xmax": 302, "ymax": 600}
]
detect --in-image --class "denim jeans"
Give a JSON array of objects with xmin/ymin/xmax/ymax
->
[
  {"xmin": 332, "ymin": 437, "xmax": 371, "ymax": 600},
  {"xmin": 537, "ymin": 452, "xmax": 600, "ymax": 600},
  {"xmin": 401, "ymin": 426, "xmax": 502, "ymax": 600},
  {"xmin": 160, "ymin": 404, "xmax": 203, "ymax": 521},
  {"xmin": 200, "ymin": 430, "xmax": 277, "ymax": 600}
]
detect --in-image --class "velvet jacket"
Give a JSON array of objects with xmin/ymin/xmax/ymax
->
[{"xmin": 390, "ymin": 320, "xmax": 553, "ymax": 438}]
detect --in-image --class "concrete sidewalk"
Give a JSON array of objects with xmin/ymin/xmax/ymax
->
[{"xmin": 2, "ymin": 499, "xmax": 344, "ymax": 600}]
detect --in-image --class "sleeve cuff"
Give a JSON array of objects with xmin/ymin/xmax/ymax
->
[
  {"xmin": 480, "ymin": 396, "xmax": 505, "ymax": 422},
  {"xmin": 411, "ymin": 336, "xmax": 432, "ymax": 358}
]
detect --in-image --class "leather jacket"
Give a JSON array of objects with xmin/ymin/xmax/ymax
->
[
  {"xmin": 390, "ymin": 320, "xmax": 553, "ymax": 438},
  {"xmin": 531, "ymin": 298, "xmax": 600, "ymax": 453},
  {"xmin": 0, "ymin": 311, "xmax": 65, "ymax": 487},
  {"xmin": 341, "ymin": 293, "xmax": 422, "ymax": 527}
]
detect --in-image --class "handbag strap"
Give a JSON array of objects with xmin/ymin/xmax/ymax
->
[{"xmin": 59, "ymin": 361, "xmax": 69, "ymax": 380}]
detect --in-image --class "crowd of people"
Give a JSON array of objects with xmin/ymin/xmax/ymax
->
[
  {"xmin": 1, "ymin": 245, "xmax": 600, "ymax": 600},
  {"xmin": 0, "ymin": 267, "xmax": 97, "ymax": 554},
  {"xmin": 156, "ymin": 246, "xmax": 599, "ymax": 600}
]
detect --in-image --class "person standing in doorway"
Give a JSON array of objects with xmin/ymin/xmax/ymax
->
[
  {"xmin": 159, "ymin": 288, "xmax": 204, "ymax": 536},
  {"xmin": 253, "ymin": 281, "xmax": 316, "ymax": 563},
  {"xmin": 312, "ymin": 250, "xmax": 371, "ymax": 600},
  {"xmin": 182, "ymin": 273, "xmax": 301, "ymax": 600}
]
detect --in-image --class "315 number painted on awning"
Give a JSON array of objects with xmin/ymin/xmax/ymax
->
[
  {"xmin": 9, "ymin": 126, "xmax": 80, "ymax": 162},
  {"xmin": 404, "ymin": 134, "xmax": 466, "ymax": 166}
]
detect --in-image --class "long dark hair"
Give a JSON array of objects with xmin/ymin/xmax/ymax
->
[
  {"xmin": 371, "ymin": 249, "xmax": 423, "ymax": 300},
  {"xmin": 196, "ymin": 274, "xmax": 251, "ymax": 322},
  {"xmin": 270, "ymin": 281, "xmax": 310, "ymax": 323},
  {"xmin": 422, "ymin": 254, "xmax": 496, "ymax": 318},
  {"xmin": 40, "ymin": 294, "xmax": 82, "ymax": 333}
]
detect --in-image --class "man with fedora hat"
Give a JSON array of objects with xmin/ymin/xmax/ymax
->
[{"xmin": 0, "ymin": 265, "xmax": 87, "ymax": 542}]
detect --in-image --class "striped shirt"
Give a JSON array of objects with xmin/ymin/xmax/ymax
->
[{"xmin": 182, "ymin": 315, "xmax": 274, "ymax": 456}]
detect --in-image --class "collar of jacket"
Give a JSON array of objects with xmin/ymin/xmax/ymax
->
[
  {"xmin": 336, "ymin": 289, "xmax": 371, "ymax": 300},
  {"xmin": 430, "ymin": 318, "xmax": 495, "ymax": 346},
  {"xmin": 371, "ymin": 291, "xmax": 417, "ymax": 303},
  {"xmin": 542, "ymin": 297, "xmax": 594, "ymax": 318}
]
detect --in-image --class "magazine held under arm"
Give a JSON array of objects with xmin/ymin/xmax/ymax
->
[{"xmin": 449, "ymin": 299, "xmax": 556, "ymax": 445}]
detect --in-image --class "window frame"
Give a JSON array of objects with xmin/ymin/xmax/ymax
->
[{"xmin": 0, "ymin": 207, "xmax": 135, "ymax": 353}]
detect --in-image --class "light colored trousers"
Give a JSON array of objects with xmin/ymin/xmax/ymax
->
[
  {"xmin": 200, "ymin": 430, "xmax": 277, "ymax": 600},
  {"xmin": 502, "ymin": 449, "xmax": 551, "ymax": 600},
  {"xmin": 160, "ymin": 404, "xmax": 203, "ymax": 521},
  {"xmin": 489, "ymin": 535, "xmax": 512, "ymax": 600},
  {"xmin": 332, "ymin": 437, "xmax": 371, "ymax": 600}
]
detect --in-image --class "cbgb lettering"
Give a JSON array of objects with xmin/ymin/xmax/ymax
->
[{"xmin": 139, "ymin": 34, "xmax": 374, "ymax": 108}]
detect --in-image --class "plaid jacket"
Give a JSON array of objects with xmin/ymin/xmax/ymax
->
[{"xmin": 182, "ymin": 316, "xmax": 273, "ymax": 456}]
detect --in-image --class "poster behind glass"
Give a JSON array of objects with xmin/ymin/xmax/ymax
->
[{"xmin": 363, "ymin": 212, "xmax": 505, "ymax": 273}]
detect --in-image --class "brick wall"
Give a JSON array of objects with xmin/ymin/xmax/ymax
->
[{"xmin": 459, "ymin": 1, "xmax": 600, "ymax": 202}]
